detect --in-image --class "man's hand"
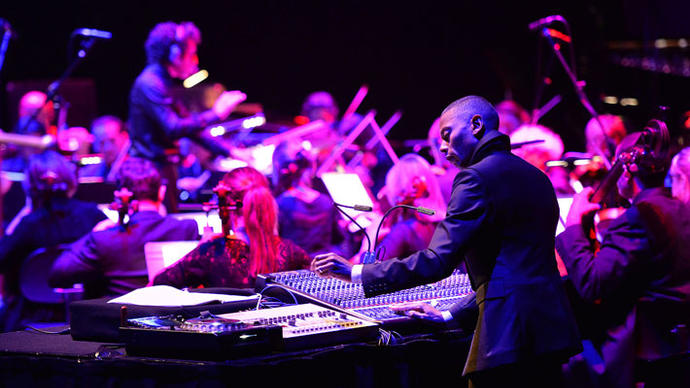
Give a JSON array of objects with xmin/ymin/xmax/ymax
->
[
  {"xmin": 389, "ymin": 301, "xmax": 445, "ymax": 324},
  {"xmin": 213, "ymin": 90, "xmax": 247, "ymax": 120},
  {"xmin": 311, "ymin": 253, "xmax": 353, "ymax": 282},
  {"xmin": 565, "ymin": 186, "xmax": 601, "ymax": 228}
]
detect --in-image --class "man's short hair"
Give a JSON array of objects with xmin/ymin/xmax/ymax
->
[
  {"xmin": 145, "ymin": 21, "xmax": 201, "ymax": 65},
  {"xmin": 91, "ymin": 115, "xmax": 124, "ymax": 133},
  {"xmin": 115, "ymin": 157, "xmax": 161, "ymax": 202},
  {"xmin": 441, "ymin": 95, "xmax": 500, "ymax": 132}
]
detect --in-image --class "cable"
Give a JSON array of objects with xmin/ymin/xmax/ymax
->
[
  {"xmin": 333, "ymin": 202, "xmax": 372, "ymax": 252},
  {"xmin": 258, "ymin": 284, "xmax": 299, "ymax": 306},
  {"xmin": 25, "ymin": 325, "xmax": 71, "ymax": 335}
]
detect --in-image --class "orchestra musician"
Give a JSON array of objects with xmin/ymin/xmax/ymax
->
[
  {"xmin": 0, "ymin": 151, "xmax": 106, "ymax": 332},
  {"xmin": 128, "ymin": 21, "xmax": 246, "ymax": 212},
  {"xmin": 152, "ymin": 166, "xmax": 310, "ymax": 289},
  {"xmin": 271, "ymin": 140, "xmax": 352, "ymax": 258},
  {"xmin": 49, "ymin": 157, "xmax": 199, "ymax": 299},
  {"xmin": 669, "ymin": 147, "xmax": 690, "ymax": 204},
  {"xmin": 375, "ymin": 153, "xmax": 446, "ymax": 261},
  {"xmin": 557, "ymin": 125, "xmax": 690, "ymax": 387}
]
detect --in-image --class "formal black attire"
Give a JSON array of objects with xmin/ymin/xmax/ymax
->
[
  {"xmin": 360, "ymin": 131, "xmax": 581, "ymax": 381},
  {"xmin": 128, "ymin": 63, "xmax": 227, "ymax": 211},
  {"xmin": 0, "ymin": 198, "xmax": 106, "ymax": 331},
  {"xmin": 50, "ymin": 211, "xmax": 199, "ymax": 299},
  {"xmin": 556, "ymin": 187, "xmax": 690, "ymax": 387}
]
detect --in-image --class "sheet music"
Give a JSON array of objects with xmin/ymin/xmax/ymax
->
[{"xmin": 108, "ymin": 285, "xmax": 259, "ymax": 307}]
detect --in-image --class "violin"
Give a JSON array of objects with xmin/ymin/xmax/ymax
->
[
  {"xmin": 109, "ymin": 187, "xmax": 136, "ymax": 227},
  {"xmin": 586, "ymin": 119, "xmax": 670, "ymax": 242},
  {"xmin": 203, "ymin": 182, "xmax": 242, "ymax": 239}
]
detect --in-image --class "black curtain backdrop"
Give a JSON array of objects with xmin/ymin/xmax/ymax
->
[{"xmin": 1, "ymin": 0, "xmax": 690, "ymax": 151}]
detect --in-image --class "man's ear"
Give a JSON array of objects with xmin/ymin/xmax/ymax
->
[{"xmin": 471, "ymin": 115, "xmax": 484, "ymax": 138}]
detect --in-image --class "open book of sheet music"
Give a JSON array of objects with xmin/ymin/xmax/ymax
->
[{"xmin": 108, "ymin": 285, "xmax": 260, "ymax": 307}]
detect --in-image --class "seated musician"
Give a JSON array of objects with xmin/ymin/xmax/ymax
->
[
  {"xmin": 376, "ymin": 154, "xmax": 446, "ymax": 261},
  {"xmin": 152, "ymin": 166, "xmax": 310, "ymax": 289},
  {"xmin": 272, "ymin": 141, "xmax": 352, "ymax": 258},
  {"xmin": 0, "ymin": 151, "xmax": 106, "ymax": 332},
  {"xmin": 574, "ymin": 114, "xmax": 628, "ymax": 189},
  {"xmin": 557, "ymin": 125, "xmax": 690, "ymax": 387},
  {"xmin": 49, "ymin": 157, "xmax": 199, "ymax": 299},
  {"xmin": 670, "ymin": 147, "xmax": 690, "ymax": 204},
  {"xmin": 79, "ymin": 115, "xmax": 130, "ymax": 182},
  {"xmin": 509, "ymin": 123, "xmax": 573, "ymax": 195}
]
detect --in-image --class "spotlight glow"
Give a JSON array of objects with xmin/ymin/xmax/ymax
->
[
  {"xmin": 183, "ymin": 69, "xmax": 209, "ymax": 88},
  {"xmin": 603, "ymin": 96, "xmax": 618, "ymax": 104},
  {"xmin": 241, "ymin": 115, "xmax": 266, "ymax": 129},
  {"xmin": 620, "ymin": 97, "xmax": 638, "ymax": 107},
  {"xmin": 210, "ymin": 125, "xmax": 226, "ymax": 137}
]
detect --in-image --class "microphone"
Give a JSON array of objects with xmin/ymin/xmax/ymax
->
[
  {"xmin": 415, "ymin": 206, "xmax": 436, "ymax": 216},
  {"xmin": 372, "ymin": 204, "xmax": 436, "ymax": 264},
  {"xmin": 73, "ymin": 28, "xmax": 112, "ymax": 39},
  {"xmin": 528, "ymin": 15, "xmax": 566, "ymax": 31},
  {"xmin": 333, "ymin": 202, "xmax": 374, "ymax": 261}
]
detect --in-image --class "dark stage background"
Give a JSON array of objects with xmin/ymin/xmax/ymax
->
[{"xmin": 1, "ymin": 0, "xmax": 689, "ymax": 152}]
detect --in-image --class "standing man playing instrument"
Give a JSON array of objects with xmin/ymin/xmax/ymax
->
[
  {"xmin": 128, "ymin": 21, "xmax": 246, "ymax": 212},
  {"xmin": 312, "ymin": 96, "xmax": 581, "ymax": 387}
]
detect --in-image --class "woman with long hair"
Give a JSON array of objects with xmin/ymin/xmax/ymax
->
[{"xmin": 153, "ymin": 166, "xmax": 310, "ymax": 289}]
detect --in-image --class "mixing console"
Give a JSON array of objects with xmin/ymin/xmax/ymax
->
[
  {"xmin": 257, "ymin": 269, "xmax": 473, "ymax": 327},
  {"xmin": 120, "ymin": 303, "xmax": 379, "ymax": 358},
  {"xmin": 218, "ymin": 303, "xmax": 379, "ymax": 349}
]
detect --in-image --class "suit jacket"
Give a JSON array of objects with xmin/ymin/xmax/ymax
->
[
  {"xmin": 361, "ymin": 130, "xmax": 581, "ymax": 374},
  {"xmin": 128, "ymin": 64, "xmax": 224, "ymax": 164},
  {"xmin": 50, "ymin": 211, "xmax": 199, "ymax": 298},
  {"xmin": 556, "ymin": 187, "xmax": 690, "ymax": 388},
  {"xmin": 0, "ymin": 198, "xmax": 107, "ymax": 331}
]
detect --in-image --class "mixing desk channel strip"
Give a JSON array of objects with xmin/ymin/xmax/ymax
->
[{"xmin": 256, "ymin": 269, "xmax": 473, "ymax": 328}]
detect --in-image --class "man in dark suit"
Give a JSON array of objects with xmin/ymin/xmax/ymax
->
[
  {"xmin": 312, "ymin": 96, "xmax": 581, "ymax": 387},
  {"xmin": 556, "ymin": 128, "xmax": 690, "ymax": 387},
  {"xmin": 49, "ymin": 157, "xmax": 199, "ymax": 299},
  {"xmin": 128, "ymin": 21, "xmax": 246, "ymax": 212}
]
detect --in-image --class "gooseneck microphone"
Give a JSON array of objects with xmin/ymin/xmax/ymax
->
[
  {"xmin": 372, "ymin": 204, "xmax": 436, "ymax": 264},
  {"xmin": 333, "ymin": 202, "xmax": 374, "ymax": 262}
]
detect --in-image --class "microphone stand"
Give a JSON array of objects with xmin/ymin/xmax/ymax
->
[
  {"xmin": 534, "ymin": 21, "xmax": 613, "ymax": 170},
  {"xmin": 22, "ymin": 35, "xmax": 101, "ymax": 133}
]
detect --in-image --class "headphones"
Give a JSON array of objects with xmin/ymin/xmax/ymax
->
[{"xmin": 168, "ymin": 24, "xmax": 185, "ymax": 63}]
